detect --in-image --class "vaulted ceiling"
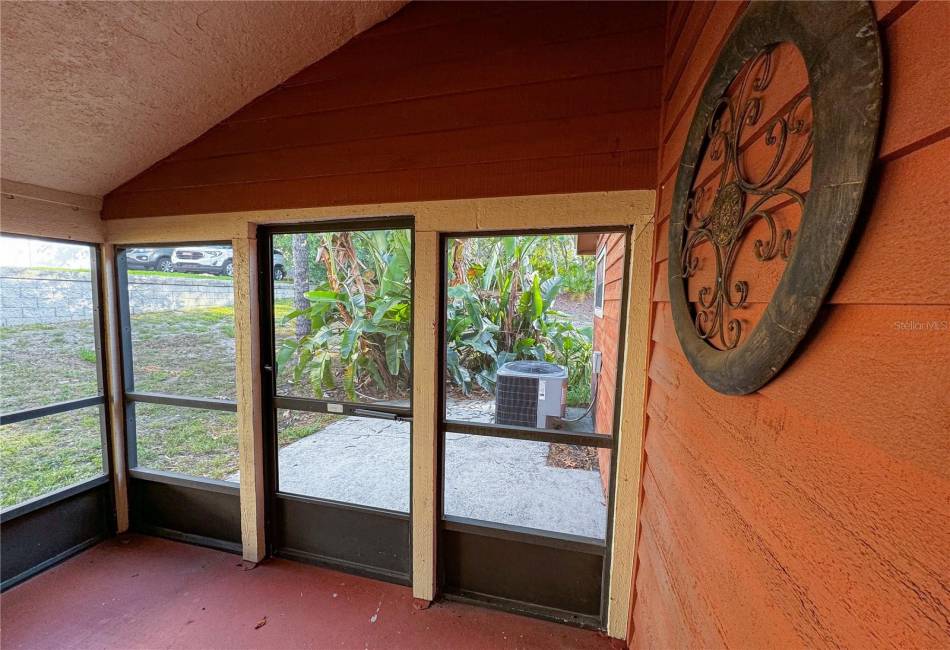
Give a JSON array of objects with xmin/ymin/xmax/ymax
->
[{"xmin": 0, "ymin": 1, "xmax": 405, "ymax": 197}]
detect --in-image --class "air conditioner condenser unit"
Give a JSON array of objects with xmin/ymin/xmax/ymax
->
[{"xmin": 495, "ymin": 360, "xmax": 567, "ymax": 429}]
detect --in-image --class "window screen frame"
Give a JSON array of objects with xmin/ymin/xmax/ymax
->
[
  {"xmin": 114, "ymin": 242, "xmax": 239, "ymax": 489},
  {"xmin": 0, "ymin": 233, "xmax": 111, "ymax": 520},
  {"xmin": 436, "ymin": 225, "xmax": 633, "ymax": 629}
]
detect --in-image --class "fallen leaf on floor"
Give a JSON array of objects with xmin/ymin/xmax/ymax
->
[{"xmin": 255, "ymin": 617, "xmax": 267, "ymax": 630}]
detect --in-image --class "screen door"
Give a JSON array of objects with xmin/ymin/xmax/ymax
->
[{"xmin": 260, "ymin": 219, "xmax": 413, "ymax": 584}]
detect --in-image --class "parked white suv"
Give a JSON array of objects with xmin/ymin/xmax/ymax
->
[
  {"xmin": 172, "ymin": 245, "xmax": 286, "ymax": 279},
  {"xmin": 172, "ymin": 245, "xmax": 232, "ymax": 275}
]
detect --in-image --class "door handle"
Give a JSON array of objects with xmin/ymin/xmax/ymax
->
[
  {"xmin": 353, "ymin": 408, "xmax": 395, "ymax": 420},
  {"xmin": 352, "ymin": 408, "xmax": 412, "ymax": 423}
]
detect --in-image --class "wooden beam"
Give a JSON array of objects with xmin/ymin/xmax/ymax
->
[
  {"xmin": 1, "ymin": 179, "xmax": 104, "ymax": 243},
  {"xmin": 232, "ymin": 234, "xmax": 266, "ymax": 562},
  {"xmin": 100, "ymin": 244, "xmax": 128, "ymax": 532},
  {"xmin": 411, "ymin": 229, "xmax": 440, "ymax": 601},
  {"xmin": 1, "ymin": 179, "xmax": 102, "ymax": 212},
  {"xmin": 103, "ymin": 190, "xmax": 655, "ymax": 243},
  {"xmin": 606, "ymin": 219, "xmax": 656, "ymax": 639}
]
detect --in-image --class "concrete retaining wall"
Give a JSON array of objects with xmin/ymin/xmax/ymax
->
[{"xmin": 0, "ymin": 268, "xmax": 293, "ymax": 327}]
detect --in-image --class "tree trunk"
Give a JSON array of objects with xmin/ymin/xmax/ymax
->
[
  {"xmin": 449, "ymin": 239, "xmax": 468, "ymax": 286},
  {"xmin": 292, "ymin": 233, "xmax": 311, "ymax": 342}
]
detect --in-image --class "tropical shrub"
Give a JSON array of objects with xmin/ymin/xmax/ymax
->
[
  {"xmin": 527, "ymin": 234, "xmax": 597, "ymax": 297},
  {"xmin": 280, "ymin": 233, "xmax": 595, "ymax": 407},
  {"xmin": 446, "ymin": 236, "xmax": 594, "ymax": 406},
  {"xmin": 278, "ymin": 229, "xmax": 412, "ymax": 400}
]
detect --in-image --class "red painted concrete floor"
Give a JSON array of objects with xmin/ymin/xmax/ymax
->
[{"xmin": 1, "ymin": 535, "xmax": 613, "ymax": 649}]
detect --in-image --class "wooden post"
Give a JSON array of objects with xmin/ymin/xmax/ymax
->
[
  {"xmin": 100, "ymin": 243, "xmax": 129, "ymax": 532},
  {"xmin": 411, "ymin": 230, "xmax": 440, "ymax": 601},
  {"xmin": 232, "ymin": 235, "xmax": 266, "ymax": 563},
  {"xmin": 606, "ymin": 221, "xmax": 655, "ymax": 639}
]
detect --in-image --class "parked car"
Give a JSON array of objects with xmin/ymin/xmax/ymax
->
[
  {"xmin": 172, "ymin": 245, "xmax": 286, "ymax": 280},
  {"xmin": 125, "ymin": 247, "xmax": 176, "ymax": 273}
]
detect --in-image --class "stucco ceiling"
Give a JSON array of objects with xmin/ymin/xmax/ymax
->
[{"xmin": 1, "ymin": 1, "xmax": 405, "ymax": 197}]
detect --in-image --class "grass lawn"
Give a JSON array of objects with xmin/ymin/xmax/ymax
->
[
  {"xmin": 129, "ymin": 304, "xmax": 238, "ymax": 399},
  {"xmin": 0, "ymin": 407, "xmax": 104, "ymax": 508},
  {"xmin": 0, "ymin": 319, "xmax": 100, "ymax": 413},
  {"xmin": 1, "ymin": 300, "xmax": 331, "ymax": 507}
]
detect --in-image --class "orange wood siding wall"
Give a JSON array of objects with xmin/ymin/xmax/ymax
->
[
  {"xmin": 102, "ymin": 1, "xmax": 665, "ymax": 219},
  {"xmin": 593, "ymin": 232, "xmax": 626, "ymax": 494},
  {"xmin": 631, "ymin": 1, "xmax": 950, "ymax": 647}
]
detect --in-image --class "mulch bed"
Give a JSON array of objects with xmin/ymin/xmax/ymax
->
[{"xmin": 546, "ymin": 443, "xmax": 598, "ymax": 471}]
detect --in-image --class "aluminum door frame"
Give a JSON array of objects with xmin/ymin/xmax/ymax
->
[{"xmin": 258, "ymin": 218, "xmax": 415, "ymax": 584}]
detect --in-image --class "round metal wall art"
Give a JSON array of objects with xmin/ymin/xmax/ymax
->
[{"xmin": 668, "ymin": 1, "xmax": 882, "ymax": 395}]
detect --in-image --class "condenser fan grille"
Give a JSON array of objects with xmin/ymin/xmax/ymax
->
[
  {"xmin": 496, "ymin": 375, "xmax": 540, "ymax": 427},
  {"xmin": 494, "ymin": 360, "xmax": 567, "ymax": 428}
]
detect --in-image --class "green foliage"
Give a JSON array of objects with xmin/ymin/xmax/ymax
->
[
  {"xmin": 527, "ymin": 235, "xmax": 596, "ymax": 297},
  {"xmin": 279, "ymin": 230, "xmax": 412, "ymax": 401},
  {"xmin": 77, "ymin": 347, "xmax": 97, "ymax": 363},
  {"xmin": 446, "ymin": 236, "xmax": 594, "ymax": 406},
  {"xmin": 559, "ymin": 261, "xmax": 597, "ymax": 296},
  {"xmin": 280, "ymin": 232, "xmax": 596, "ymax": 407},
  {"xmin": 273, "ymin": 233, "xmax": 328, "ymax": 286}
]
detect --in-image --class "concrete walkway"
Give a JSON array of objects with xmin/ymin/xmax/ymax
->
[
  {"xmin": 275, "ymin": 416, "xmax": 411, "ymax": 511},
  {"xmin": 443, "ymin": 431, "xmax": 607, "ymax": 538},
  {"xmin": 244, "ymin": 399, "xmax": 607, "ymax": 539}
]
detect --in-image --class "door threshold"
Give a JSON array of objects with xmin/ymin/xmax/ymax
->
[
  {"xmin": 441, "ymin": 588, "xmax": 603, "ymax": 631},
  {"xmin": 275, "ymin": 547, "xmax": 411, "ymax": 587}
]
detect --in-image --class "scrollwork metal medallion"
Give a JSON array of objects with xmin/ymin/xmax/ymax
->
[{"xmin": 668, "ymin": 1, "xmax": 882, "ymax": 395}]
